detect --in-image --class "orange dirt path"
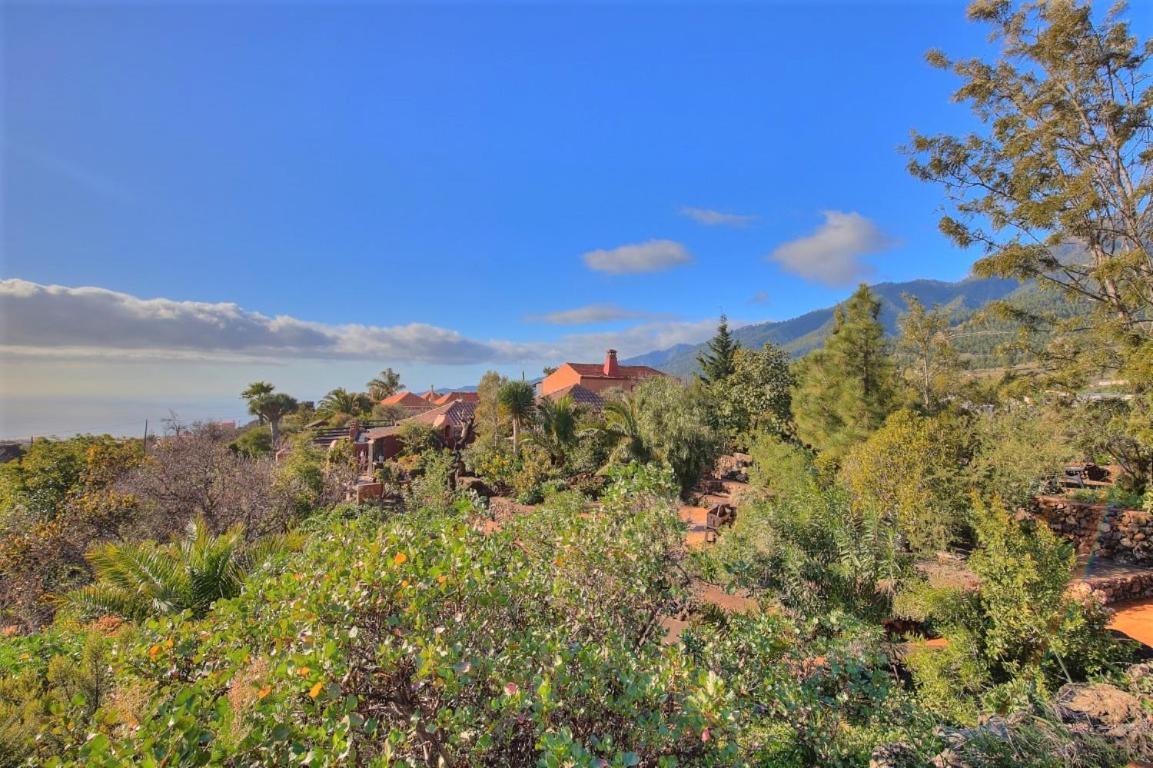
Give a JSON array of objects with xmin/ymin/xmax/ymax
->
[
  {"xmin": 1109, "ymin": 598, "xmax": 1153, "ymax": 649},
  {"xmin": 678, "ymin": 505, "xmax": 711, "ymax": 548}
]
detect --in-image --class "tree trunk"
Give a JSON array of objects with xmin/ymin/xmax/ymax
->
[{"xmin": 270, "ymin": 419, "xmax": 281, "ymax": 450}]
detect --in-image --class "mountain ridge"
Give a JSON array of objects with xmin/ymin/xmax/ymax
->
[{"xmin": 624, "ymin": 276, "xmax": 1024, "ymax": 377}]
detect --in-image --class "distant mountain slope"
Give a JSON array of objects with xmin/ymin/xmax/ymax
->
[{"xmin": 624, "ymin": 276, "xmax": 1023, "ymax": 378}]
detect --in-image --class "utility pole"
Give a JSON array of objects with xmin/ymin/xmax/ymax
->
[{"xmin": 142, "ymin": 419, "xmax": 149, "ymax": 456}]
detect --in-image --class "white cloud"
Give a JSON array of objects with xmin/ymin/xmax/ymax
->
[
  {"xmin": 526, "ymin": 304, "xmax": 664, "ymax": 325},
  {"xmin": 0, "ymin": 280, "xmax": 530, "ymax": 365},
  {"xmin": 679, "ymin": 206, "xmax": 758, "ymax": 227},
  {"xmin": 767, "ymin": 211, "xmax": 895, "ymax": 286},
  {"xmin": 582, "ymin": 239, "xmax": 692, "ymax": 274},
  {"xmin": 0, "ymin": 279, "xmax": 714, "ymax": 367}
]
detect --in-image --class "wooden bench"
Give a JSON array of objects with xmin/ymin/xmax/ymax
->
[{"xmin": 705, "ymin": 503, "xmax": 737, "ymax": 543}]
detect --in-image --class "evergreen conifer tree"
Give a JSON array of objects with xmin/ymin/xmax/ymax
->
[
  {"xmin": 794, "ymin": 284, "xmax": 896, "ymax": 458},
  {"xmin": 697, "ymin": 314, "xmax": 740, "ymax": 384}
]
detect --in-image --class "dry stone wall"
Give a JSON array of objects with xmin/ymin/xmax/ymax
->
[{"xmin": 1032, "ymin": 496, "xmax": 1153, "ymax": 564}]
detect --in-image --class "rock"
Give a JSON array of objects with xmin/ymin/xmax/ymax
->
[
  {"xmin": 458, "ymin": 476, "xmax": 494, "ymax": 499},
  {"xmin": 1054, "ymin": 683, "xmax": 1143, "ymax": 728},
  {"xmin": 1126, "ymin": 662, "xmax": 1153, "ymax": 690},
  {"xmin": 1053, "ymin": 682, "xmax": 1153, "ymax": 758},
  {"xmin": 869, "ymin": 742, "xmax": 920, "ymax": 768},
  {"xmin": 929, "ymin": 716, "xmax": 1021, "ymax": 767}
]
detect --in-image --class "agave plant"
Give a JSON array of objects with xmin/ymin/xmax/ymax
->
[{"xmin": 59, "ymin": 519, "xmax": 298, "ymax": 622}]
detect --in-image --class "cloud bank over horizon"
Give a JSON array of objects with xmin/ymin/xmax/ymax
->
[
  {"xmin": 768, "ymin": 210, "xmax": 895, "ymax": 286},
  {"xmin": 0, "ymin": 279, "xmax": 719, "ymax": 367}
]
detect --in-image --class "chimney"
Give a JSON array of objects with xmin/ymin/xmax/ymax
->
[{"xmin": 603, "ymin": 349, "xmax": 620, "ymax": 376}]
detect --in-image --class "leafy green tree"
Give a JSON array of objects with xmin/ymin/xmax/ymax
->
[
  {"xmin": 839, "ymin": 409, "xmax": 973, "ymax": 554},
  {"xmin": 496, "ymin": 380, "xmax": 535, "ymax": 456},
  {"xmin": 473, "ymin": 370, "xmax": 508, "ymax": 445},
  {"xmin": 967, "ymin": 406, "xmax": 1077, "ymax": 508},
  {"xmin": 794, "ymin": 284, "xmax": 897, "ymax": 459},
  {"xmin": 908, "ymin": 0, "xmax": 1153, "ymax": 384},
  {"xmin": 630, "ymin": 377, "xmax": 721, "ymax": 496},
  {"xmin": 366, "ymin": 368, "xmax": 402, "ymax": 401},
  {"xmin": 58, "ymin": 519, "xmax": 295, "ymax": 622},
  {"xmin": 534, "ymin": 395, "xmax": 580, "ymax": 465},
  {"xmin": 896, "ymin": 295, "xmax": 962, "ymax": 412},
  {"xmin": 1068, "ymin": 396, "xmax": 1153, "ymax": 494},
  {"xmin": 697, "ymin": 314, "xmax": 741, "ymax": 384},
  {"xmin": 712, "ymin": 343, "xmax": 795, "ymax": 444},
  {"xmin": 317, "ymin": 388, "xmax": 373, "ymax": 420}
]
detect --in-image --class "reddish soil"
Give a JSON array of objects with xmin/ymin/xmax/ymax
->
[
  {"xmin": 678, "ymin": 505, "xmax": 712, "ymax": 548},
  {"xmin": 692, "ymin": 581, "xmax": 756, "ymax": 613},
  {"xmin": 1109, "ymin": 598, "xmax": 1153, "ymax": 649}
]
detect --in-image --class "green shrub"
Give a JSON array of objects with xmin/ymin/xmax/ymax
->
[
  {"xmin": 897, "ymin": 498, "xmax": 1127, "ymax": 723},
  {"xmin": 510, "ymin": 444, "xmax": 556, "ymax": 504},
  {"xmin": 746, "ymin": 432, "xmax": 817, "ymax": 500},
  {"xmin": 40, "ymin": 469, "xmax": 738, "ymax": 766},
  {"xmin": 705, "ymin": 483, "xmax": 910, "ymax": 622},
  {"xmin": 839, "ymin": 409, "xmax": 973, "ymax": 554}
]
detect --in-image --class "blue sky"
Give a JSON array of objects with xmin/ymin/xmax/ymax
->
[{"xmin": 1, "ymin": 0, "xmax": 1114, "ymax": 436}]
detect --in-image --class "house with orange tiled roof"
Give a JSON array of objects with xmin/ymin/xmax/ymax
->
[
  {"xmin": 434, "ymin": 390, "xmax": 480, "ymax": 406},
  {"xmin": 539, "ymin": 349, "xmax": 664, "ymax": 398},
  {"xmin": 379, "ymin": 390, "xmax": 435, "ymax": 417},
  {"xmin": 540, "ymin": 383, "xmax": 606, "ymax": 410},
  {"xmin": 364, "ymin": 399, "xmax": 477, "ymax": 463},
  {"xmin": 380, "ymin": 390, "xmax": 430, "ymax": 408}
]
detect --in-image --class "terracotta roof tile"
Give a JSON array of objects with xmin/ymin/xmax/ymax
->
[
  {"xmin": 563, "ymin": 362, "xmax": 664, "ymax": 379},
  {"xmin": 380, "ymin": 391, "xmax": 431, "ymax": 407},
  {"xmin": 404, "ymin": 400, "xmax": 477, "ymax": 430},
  {"xmin": 543, "ymin": 383, "xmax": 604, "ymax": 409},
  {"xmin": 434, "ymin": 391, "xmax": 480, "ymax": 405}
]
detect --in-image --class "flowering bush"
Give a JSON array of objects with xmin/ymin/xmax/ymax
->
[{"xmin": 17, "ymin": 468, "xmax": 739, "ymax": 767}]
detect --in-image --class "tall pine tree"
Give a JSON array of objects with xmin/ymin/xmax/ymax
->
[
  {"xmin": 698, "ymin": 314, "xmax": 741, "ymax": 384},
  {"xmin": 794, "ymin": 284, "xmax": 896, "ymax": 459}
]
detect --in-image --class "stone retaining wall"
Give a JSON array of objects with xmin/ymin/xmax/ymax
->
[
  {"xmin": 1076, "ymin": 570, "xmax": 1153, "ymax": 604},
  {"xmin": 1033, "ymin": 496, "xmax": 1153, "ymax": 564}
]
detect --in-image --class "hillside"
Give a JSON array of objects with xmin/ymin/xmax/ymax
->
[{"xmin": 625, "ymin": 276, "xmax": 1025, "ymax": 377}]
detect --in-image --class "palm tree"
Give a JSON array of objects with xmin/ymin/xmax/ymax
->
[
  {"xmin": 318, "ymin": 388, "xmax": 373, "ymax": 419},
  {"xmin": 252, "ymin": 392, "xmax": 298, "ymax": 449},
  {"xmin": 367, "ymin": 368, "xmax": 402, "ymax": 401},
  {"xmin": 535, "ymin": 395, "xmax": 580, "ymax": 464},
  {"xmin": 58, "ymin": 520, "xmax": 298, "ymax": 621},
  {"xmin": 241, "ymin": 381, "xmax": 276, "ymax": 424},
  {"xmin": 497, "ymin": 381, "xmax": 536, "ymax": 456},
  {"xmin": 602, "ymin": 394, "xmax": 650, "ymax": 463}
]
